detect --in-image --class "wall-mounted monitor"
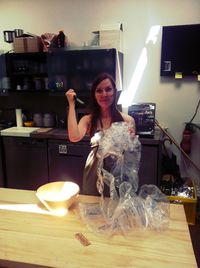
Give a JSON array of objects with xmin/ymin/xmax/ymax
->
[{"xmin": 160, "ymin": 24, "xmax": 200, "ymax": 77}]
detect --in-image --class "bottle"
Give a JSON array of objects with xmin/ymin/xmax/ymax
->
[
  {"xmin": 57, "ymin": 30, "xmax": 65, "ymax": 48},
  {"xmin": 16, "ymin": 109, "xmax": 23, "ymax": 127}
]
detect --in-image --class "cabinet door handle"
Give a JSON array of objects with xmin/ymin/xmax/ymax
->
[{"xmin": 58, "ymin": 144, "xmax": 67, "ymax": 154}]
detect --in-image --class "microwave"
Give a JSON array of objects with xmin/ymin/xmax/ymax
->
[{"xmin": 128, "ymin": 103, "xmax": 156, "ymax": 137}]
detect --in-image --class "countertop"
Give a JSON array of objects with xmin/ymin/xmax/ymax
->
[
  {"xmin": 31, "ymin": 127, "xmax": 68, "ymax": 139},
  {"xmin": 0, "ymin": 126, "xmax": 162, "ymax": 143},
  {"xmin": 0, "ymin": 187, "xmax": 197, "ymax": 268},
  {"xmin": 0, "ymin": 126, "xmax": 40, "ymax": 137},
  {"xmin": 31, "ymin": 127, "xmax": 162, "ymax": 143},
  {"xmin": 0, "ymin": 127, "xmax": 90, "ymax": 141},
  {"xmin": 30, "ymin": 128, "xmax": 91, "ymax": 141}
]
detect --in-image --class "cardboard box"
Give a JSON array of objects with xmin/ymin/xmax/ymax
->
[
  {"xmin": 13, "ymin": 36, "xmax": 43, "ymax": 53},
  {"xmin": 99, "ymin": 23, "xmax": 123, "ymax": 52}
]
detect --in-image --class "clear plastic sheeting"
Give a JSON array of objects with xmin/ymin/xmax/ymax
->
[
  {"xmin": 79, "ymin": 184, "xmax": 170, "ymax": 236},
  {"xmin": 79, "ymin": 122, "xmax": 170, "ymax": 236},
  {"xmin": 96, "ymin": 122, "xmax": 141, "ymax": 195},
  {"xmin": 138, "ymin": 184, "xmax": 170, "ymax": 231}
]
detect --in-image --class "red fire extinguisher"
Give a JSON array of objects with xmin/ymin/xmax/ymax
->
[{"xmin": 180, "ymin": 124, "xmax": 193, "ymax": 154}]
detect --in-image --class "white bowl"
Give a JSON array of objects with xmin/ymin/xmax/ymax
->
[{"xmin": 36, "ymin": 181, "xmax": 80, "ymax": 215}]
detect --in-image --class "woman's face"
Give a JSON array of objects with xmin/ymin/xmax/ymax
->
[{"xmin": 94, "ymin": 78, "xmax": 115, "ymax": 109}]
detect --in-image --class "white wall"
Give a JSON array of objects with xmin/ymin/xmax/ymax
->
[{"xmin": 0, "ymin": 0, "xmax": 200, "ymax": 184}]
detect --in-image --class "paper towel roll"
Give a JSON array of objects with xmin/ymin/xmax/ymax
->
[{"xmin": 16, "ymin": 109, "xmax": 23, "ymax": 127}]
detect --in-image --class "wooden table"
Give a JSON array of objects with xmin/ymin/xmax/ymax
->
[{"xmin": 0, "ymin": 188, "xmax": 197, "ymax": 268}]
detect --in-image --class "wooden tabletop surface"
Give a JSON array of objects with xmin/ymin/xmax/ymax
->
[{"xmin": 0, "ymin": 187, "xmax": 197, "ymax": 268}]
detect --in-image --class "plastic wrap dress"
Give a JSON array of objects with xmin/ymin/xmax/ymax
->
[
  {"xmin": 82, "ymin": 120, "xmax": 139, "ymax": 196},
  {"xmin": 82, "ymin": 114, "xmax": 124, "ymax": 196}
]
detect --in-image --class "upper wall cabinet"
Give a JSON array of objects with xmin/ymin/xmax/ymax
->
[
  {"xmin": 4, "ymin": 52, "xmax": 48, "ymax": 92},
  {"xmin": 47, "ymin": 48, "xmax": 123, "ymax": 97},
  {"xmin": 0, "ymin": 48, "xmax": 123, "ymax": 97},
  {"xmin": 0, "ymin": 53, "xmax": 10, "ymax": 95}
]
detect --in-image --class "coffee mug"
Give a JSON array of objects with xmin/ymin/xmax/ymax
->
[
  {"xmin": 14, "ymin": 29, "xmax": 24, "ymax": 37},
  {"xmin": 3, "ymin": 30, "xmax": 14, "ymax": 43}
]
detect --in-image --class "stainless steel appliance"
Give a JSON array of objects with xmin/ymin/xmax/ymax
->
[{"xmin": 128, "ymin": 103, "xmax": 156, "ymax": 138}]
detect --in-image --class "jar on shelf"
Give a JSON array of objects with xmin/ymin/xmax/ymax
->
[
  {"xmin": 34, "ymin": 77, "xmax": 42, "ymax": 90},
  {"xmin": 33, "ymin": 113, "xmax": 43, "ymax": 127},
  {"xmin": 43, "ymin": 113, "xmax": 55, "ymax": 127}
]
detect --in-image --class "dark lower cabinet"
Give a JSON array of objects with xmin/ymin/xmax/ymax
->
[
  {"xmin": 0, "ymin": 137, "xmax": 5, "ymax": 187},
  {"xmin": 47, "ymin": 136, "xmax": 162, "ymax": 192},
  {"xmin": 48, "ymin": 139, "xmax": 90, "ymax": 192},
  {"xmin": 3, "ymin": 137, "xmax": 48, "ymax": 190},
  {"xmin": 1, "ymin": 132, "xmax": 162, "ymax": 191},
  {"xmin": 138, "ymin": 142, "xmax": 162, "ymax": 188}
]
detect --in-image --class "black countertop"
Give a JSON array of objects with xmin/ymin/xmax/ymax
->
[
  {"xmin": 30, "ymin": 127, "xmax": 162, "ymax": 144},
  {"xmin": 30, "ymin": 128, "xmax": 91, "ymax": 141}
]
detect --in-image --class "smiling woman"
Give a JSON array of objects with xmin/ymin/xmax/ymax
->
[
  {"xmin": 95, "ymin": 84, "xmax": 114, "ymax": 95},
  {"xmin": 65, "ymin": 73, "xmax": 135, "ymax": 196}
]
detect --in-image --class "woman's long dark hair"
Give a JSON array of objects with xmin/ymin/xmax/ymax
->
[{"xmin": 88, "ymin": 73, "xmax": 124, "ymax": 136}]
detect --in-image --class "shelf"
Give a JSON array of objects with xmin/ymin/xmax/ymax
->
[
  {"xmin": 10, "ymin": 89, "xmax": 49, "ymax": 94},
  {"xmin": 11, "ymin": 72, "xmax": 47, "ymax": 76},
  {"xmin": 2, "ymin": 48, "xmax": 123, "ymax": 101}
]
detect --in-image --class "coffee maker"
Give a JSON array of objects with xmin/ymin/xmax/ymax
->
[{"xmin": 128, "ymin": 103, "xmax": 156, "ymax": 138}]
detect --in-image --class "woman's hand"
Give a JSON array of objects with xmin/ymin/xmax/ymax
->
[
  {"xmin": 122, "ymin": 113, "xmax": 136, "ymax": 138},
  {"xmin": 128, "ymin": 125, "xmax": 136, "ymax": 138},
  {"xmin": 65, "ymin": 89, "xmax": 76, "ymax": 104}
]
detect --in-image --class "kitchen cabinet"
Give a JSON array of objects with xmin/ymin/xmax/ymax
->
[
  {"xmin": 47, "ymin": 48, "xmax": 123, "ymax": 96},
  {"xmin": 46, "ymin": 131, "xmax": 162, "ymax": 191},
  {"xmin": 2, "ymin": 48, "xmax": 122, "ymax": 96},
  {"xmin": 0, "ymin": 53, "xmax": 9, "ymax": 96},
  {"xmin": 0, "ymin": 137, "xmax": 5, "ymax": 186},
  {"xmin": 138, "ymin": 139, "xmax": 162, "ymax": 188},
  {"xmin": 0, "ymin": 48, "xmax": 123, "ymax": 113},
  {"xmin": 1, "ymin": 129, "xmax": 162, "ymax": 191},
  {"xmin": 5, "ymin": 52, "xmax": 48, "ymax": 92},
  {"xmin": 48, "ymin": 139, "xmax": 90, "ymax": 192},
  {"xmin": 2, "ymin": 137, "xmax": 48, "ymax": 190}
]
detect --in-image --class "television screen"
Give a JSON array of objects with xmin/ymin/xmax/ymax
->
[{"xmin": 160, "ymin": 24, "xmax": 200, "ymax": 77}]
